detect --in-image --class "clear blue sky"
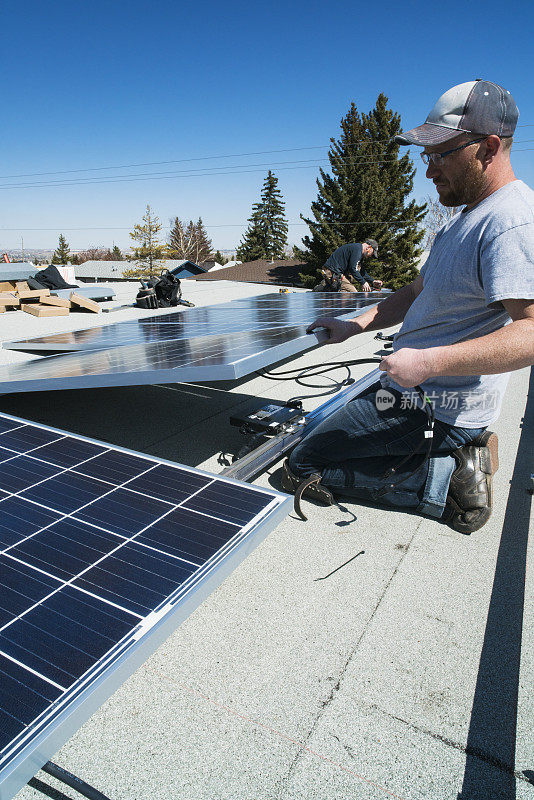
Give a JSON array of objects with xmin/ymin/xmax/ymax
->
[{"xmin": 2, "ymin": 0, "xmax": 533, "ymax": 253}]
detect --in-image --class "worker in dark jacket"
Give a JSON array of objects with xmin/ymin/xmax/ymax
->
[{"xmin": 322, "ymin": 240, "xmax": 383, "ymax": 292}]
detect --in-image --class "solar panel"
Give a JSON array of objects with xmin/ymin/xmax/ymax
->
[
  {"xmin": 3, "ymin": 291, "xmax": 387, "ymax": 354},
  {"xmin": 0, "ymin": 293, "xmax": 387, "ymax": 395},
  {"xmin": 0, "ymin": 412, "xmax": 290, "ymax": 799}
]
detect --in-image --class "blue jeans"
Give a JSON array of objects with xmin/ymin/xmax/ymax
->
[{"xmin": 288, "ymin": 383, "xmax": 485, "ymax": 519}]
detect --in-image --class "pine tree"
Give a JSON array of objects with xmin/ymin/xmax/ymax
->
[
  {"xmin": 167, "ymin": 217, "xmax": 213, "ymax": 263},
  {"xmin": 51, "ymin": 234, "xmax": 71, "ymax": 265},
  {"xmin": 111, "ymin": 244, "xmax": 123, "ymax": 260},
  {"xmin": 213, "ymin": 250, "xmax": 228, "ymax": 265},
  {"xmin": 237, "ymin": 171, "xmax": 288, "ymax": 261},
  {"xmin": 191, "ymin": 218, "xmax": 213, "ymax": 263},
  {"xmin": 296, "ymin": 94, "xmax": 426, "ymax": 290},
  {"xmin": 123, "ymin": 205, "xmax": 164, "ymax": 278}
]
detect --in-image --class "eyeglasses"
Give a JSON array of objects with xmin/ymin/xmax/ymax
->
[{"xmin": 420, "ymin": 137, "xmax": 486, "ymax": 166}]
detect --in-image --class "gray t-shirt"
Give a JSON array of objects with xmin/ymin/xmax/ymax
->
[{"xmin": 390, "ymin": 180, "xmax": 534, "ymax": 427}]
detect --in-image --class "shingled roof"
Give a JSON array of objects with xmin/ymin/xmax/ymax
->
[{"xmin": 195, "ymin": 259, "xmax": 309, "ymax": 286}]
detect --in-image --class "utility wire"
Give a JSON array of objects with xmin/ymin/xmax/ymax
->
[
  {"xmin": 0, "ymin": 143, "xmax": 404, "ymax": 180},
  {"xmin": 0, "ymin": 157, "xmax": 403, "ymax": 190},
  {"xmin": 1, "ymin": 147, "xmax": 532, "ymax": 191},
  {"xmin": 0, "ymin": 219, "xmax": 424, "ymax": 232},
  {"xmin": 1, "ymin": 133, "xmax": 533, "ymax": 181}
]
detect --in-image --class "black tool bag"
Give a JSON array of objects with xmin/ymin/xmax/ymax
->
[
  {"xmin": 325, "ymin": 272, "xmax": 342, "ymax": 292},
  {"xmin": 153, "ymin": 270, "xmax": 182, "ymax": 307},
  {"xmin": 135, "ymin": 285, "xmax": 158, "ymax": 309},
  {"xmin": 135, "ymin": 271, "xmax": 188, "ymax": 309}
]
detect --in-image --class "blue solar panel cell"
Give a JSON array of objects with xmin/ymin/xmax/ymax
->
[
  {"xmin": 0, "ymin": 412, "xmax": 290, "ymax": 799},
  {"xmin": 0, "ymin": 426, "xmax": 62, "ymax": 454},
  {"xmin": 0, "ymin": 654, "xmax": 62, "ymax": 720},
  {"xmin": 23, "ymin": 603, "xmax": 124, "ymax": 662},
  {"xmin": 30, "ymin": 438, "xmax": 107, "ymax": 469},
  {"xmin": 125, "ymin": 464, "xmax": 211, "ymax": 505},
  {"xmin": 46, "ymin": 586, "xmax": 137, "ymax": 641},
  {"xmin": 0, "ymin": 419, "xmax": 22, "ymax": 434},
  {"xmin": 0, "ymin": 711, "xmax": 26, "ymax": 753},
  {"xmin": 0, "ymin": 618, "xmax": 91, "ymax": 688},
  {"xmin": 183, "ymin": 482, "xmax": 275, "ymax": 526},
  {"xmin": 0, "ymin": 457, "xmax": 59, "ymax": 494},
  {"xmin": 19, "ymin": 472, "xmax": 114, "ymax": 514},
  {"xmin": 0, "ymin": 498, "xmax": 62, "ymax": 548},
  {"xmin": 137, "ymin": 508, "xmax": 240, "ymax": 563},
  {"xmin": 0, "ymin": 446, "xmax": 17, "ymax": 463},
  {"xmin": 75, "ymin": 450, "xmax": 155, "ymax": 484},
  {"xmin": 75, "ymin": 488, "xmax": 173, "ymax": 537},
  {"xmin": 8, "ymin": 520, "xmax": 123, "ymax": 581},
  {"xmin": 73, "ymin": 543, "xmax": 197, "ymax": 616},
  {"xmin": 0, "ymin": 558, "xmax": 60, "ymax": 625}
]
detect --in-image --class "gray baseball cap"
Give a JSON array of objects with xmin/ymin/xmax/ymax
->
[
  {"xmin": 364, "ymin": 238, "xmax": 379, "ymax": 257},
  {"xmin": 395, "ymin": 80, "xmax": 519, "ymax": 146}
]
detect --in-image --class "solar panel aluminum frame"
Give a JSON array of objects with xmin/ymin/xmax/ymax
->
[{"xmin": 0, "ymin": 412, "xmax": 291, "ymax": 800}]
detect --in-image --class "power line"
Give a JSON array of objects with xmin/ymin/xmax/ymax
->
[
  {"xmin": 0, "ymin": 220, "xmax": 434, "ymax": 233},
  {"xmin": 0, "ymin": 158, "xmax": 406, "ymax": 190},
  {"xmin": 0, "ymin": 157, "xmax": 383, "ymax": 188},
  {"xmin": 2, "ymin": 147, "xmax": 533, "ymax": 192},
  {"xmin": 0, "ymin": 141, "xmax": 412, "ymax": 180},
  {"xmin": 1, "ymin": 132, "xmax": 533, "ymax": 181}
]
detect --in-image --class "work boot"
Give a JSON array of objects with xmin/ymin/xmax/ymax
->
[
  {"xmin": 281, "ymin": 458, "xmax": 334, "ymax": 521},
  {"xmin": 444, "ymin": 431, "xmax": 499, "ymax": 534}
]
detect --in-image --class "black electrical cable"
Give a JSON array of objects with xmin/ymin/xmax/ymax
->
[{"xmin": 259, "ymin": 357, "xmax": 436, "ymax": 499}]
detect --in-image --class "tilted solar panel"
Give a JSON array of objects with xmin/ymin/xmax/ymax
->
[
  {"xmin": 0, "ymin": 412, "xmax": 290, "ymax": 799},
  {"xmin": 3, "ymin": 292, "xmax": 387, "ymax": 354},
  {"xmin": 0, "ymin": 293, "xmax": 387, "ymax": 395}
]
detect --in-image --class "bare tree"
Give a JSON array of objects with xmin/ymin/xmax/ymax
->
[
  {"xmin": 168, "ymin": 217, "xmax": 213, "ymax": 264},
  {"xmin": 425, "ymin": 197, "xmax": 459, "ymax": 248}
]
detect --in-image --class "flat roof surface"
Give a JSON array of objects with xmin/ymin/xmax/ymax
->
[{"xmin": 1, "ymin": 280, "xmax": 532, "ymax": 800}]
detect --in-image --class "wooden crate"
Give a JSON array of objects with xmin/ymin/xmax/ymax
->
[
  {"xmin": 17, "ymin": 288, "xmax": 51, "ymax": 301},
  {"xmin": 70, "ymin": 292, "xmax": 100, "ymax": 313},
  {"xmin": 41, "ymin": 295, "xmax": 71, "ymax": 308},
  {"xmin": 0, "ymin": 293, "xmax": 20, "ymax": 307},
  {"xmin": 21, "ymin": 303, "xmax": 70, "ymax": 317}
]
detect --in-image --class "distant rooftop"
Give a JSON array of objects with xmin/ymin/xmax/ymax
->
[
  {"xmin": 73, "ymin": 260, "xmax": 206, "ymax": 280},
  {"xmin": 195, "ymin": 259, "xmax": 308, "ymax": 286}
]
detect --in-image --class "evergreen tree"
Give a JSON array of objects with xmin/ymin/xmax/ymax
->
[
  {"xmin": 51, "ymin": 234, "xmax": 71, "ymax": 265},
  {"xmin": 213, "ymin": 250, "xmax": 228, "ymax": 265},
  {"xmin": 167, "ymin": 217, "xmax": 213, "ymax": 263},
  {"xmin": 111, "ymin": 244, "xmax": 123, "ymax": 260},
  {"xmin": 191, "ymin": 217, "xmax": 213, "ymax": 263},
  {"xmin": 296, "ymin": 94, "xmax": 426, "ymax": 290},
  {"xmin": 237, "ymin": 171, "xmax": 288, "ymax": 261},
  {"xmin": 123, "ymin": 205, "xmax": 164, "ymax": 278}
]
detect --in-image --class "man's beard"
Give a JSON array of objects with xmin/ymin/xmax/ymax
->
[{"xmin": 438, "ymin": 160, "xmax": 487, "ymax": 207}]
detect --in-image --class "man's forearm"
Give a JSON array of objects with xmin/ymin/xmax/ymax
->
[
  {"xmin": 426, "ymin": 319, "xmax": 534, "ymax": 377},
  {"xmin": 349, "ymin": 280, "xmax": 419, "ymax": 333}
]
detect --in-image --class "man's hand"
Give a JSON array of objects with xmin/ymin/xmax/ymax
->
[
  {"xmin": 361, "ymin": 282, "xmax": 372, "ymax": 292},
  {"xmin": 379, "ymin": 347, "xmax": 433, "ymax": 387},
  {"xmin": 372, "ymin": 279, "xmax": 383, "ymax": 289},
  {"xmin": 307, "ymin": 316, "xmax": 361, "ymax": 344}
]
